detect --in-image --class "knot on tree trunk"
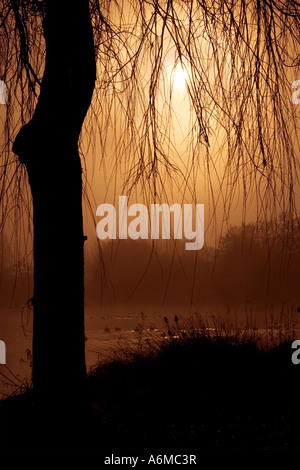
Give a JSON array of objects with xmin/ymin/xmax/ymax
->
[{"xmin": 12, "ymin": 121, "xmax": 41, "ymax": 167}]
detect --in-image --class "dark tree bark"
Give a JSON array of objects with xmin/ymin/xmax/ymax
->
[{"xmin": 12, "ymin": 0, "xmax": 96, "ymax": 409}]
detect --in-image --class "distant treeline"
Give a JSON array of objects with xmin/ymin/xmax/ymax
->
[
  {"xmin": 1, "ymin": 222, "xmax": 299, "ymax": 309},
  {"xmin": 85, "ymin": 221, "xmax": 300, "ymax": 310}
]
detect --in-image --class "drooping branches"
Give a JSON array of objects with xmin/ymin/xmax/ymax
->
[{"xmin": 1, "ymin": 0, "xmax": 300, "ymax": 242}]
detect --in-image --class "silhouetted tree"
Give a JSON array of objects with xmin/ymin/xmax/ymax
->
[
  {"xmin": 1, "ymin": 0, "xmax": 300, "ymax": 410},
  {"xmin": 1, "ymin": 0, "xmax": 96, "ymax": 409}
]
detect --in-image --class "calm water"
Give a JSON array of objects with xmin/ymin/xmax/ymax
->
[
  {"xmin": 0, "ymin": 306, "xmax": 174, "ymax": 399},
  {"xmin": 1, "ymin": 305, "xmax": 299, "ymax": 399}
]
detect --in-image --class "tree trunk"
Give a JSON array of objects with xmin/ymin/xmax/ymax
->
[{"xmin": 12, "ymin": 0, "xmax": 96, "ymax": 409}]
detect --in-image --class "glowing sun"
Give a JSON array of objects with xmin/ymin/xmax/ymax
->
[{"xmin": 171, "ymin": 64, "xmax": 189, "ymax": 93}]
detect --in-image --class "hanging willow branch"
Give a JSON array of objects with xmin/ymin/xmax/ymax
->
[{"xmin": 1, "ymin": 0, "xmax": 300, "ymax": 248}]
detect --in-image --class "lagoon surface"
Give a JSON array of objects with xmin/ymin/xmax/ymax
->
[
  {"xmin": 1, "ymin": 305, "xmax": 299, "ymax": 399},
  {"xmin": 0, "ymin": 306, "xmax": 180, "ymax": 399}
]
